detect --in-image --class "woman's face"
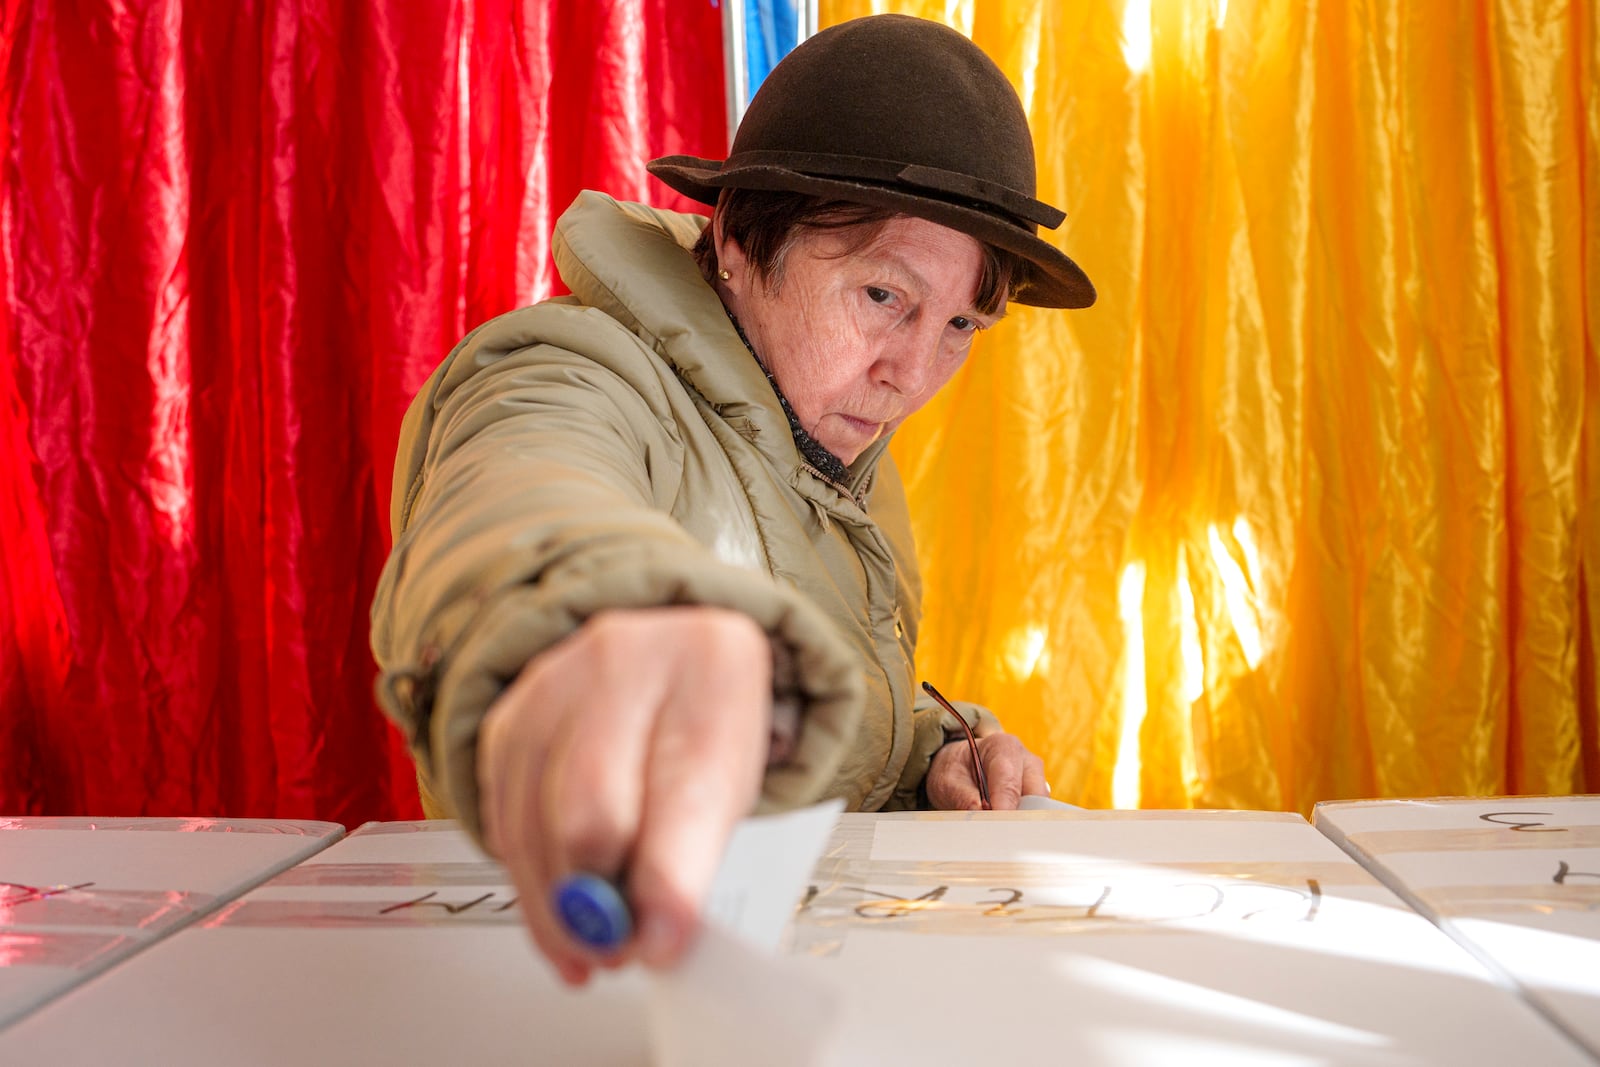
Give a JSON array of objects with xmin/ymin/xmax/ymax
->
[{"xmin": 717, "ymin": 216, "xmax": 1002, "ymax": 466}]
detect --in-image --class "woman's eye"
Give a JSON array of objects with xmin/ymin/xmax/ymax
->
[
  {"xmin": 865, "ymin": 286, "xmax": 893, "ymax": 305},
  {"xmin": 949, "ymin": 316, "xmax": 976, "ymax": 332}
]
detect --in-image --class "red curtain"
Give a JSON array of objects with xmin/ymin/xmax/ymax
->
[{"xmin": 0, "ymin": 0, "xmax": 727, "ymax": 824}]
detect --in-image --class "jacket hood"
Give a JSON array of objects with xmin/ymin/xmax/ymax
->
[{"xmin": 551, "ymin": 191, "xmax": 890, "ymax": 493}]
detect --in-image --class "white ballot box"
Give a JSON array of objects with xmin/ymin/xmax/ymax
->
[
  {"xmin": 1315, "ymin": 795, "xmax": 1600, "ymax": 1060},
  {"xmin": 0, "ymin": 809, "xmax": 839, "ymax": 1067},
  {"xmin": 2, "ymin": 810, "xmax": 1594, "ymax": 1066},
  {"xmin": 0, "ymin": 816, "xmax": 343, "ymax": 1030},
  {"xmin": 779, "ymin": 810, "xmax": 1596, "ymax": 1065}
]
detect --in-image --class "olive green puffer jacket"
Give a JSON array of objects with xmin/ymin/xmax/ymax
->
[{"xmin": 370, "ymin": 191, "xmax": 994, "ymax": 837}]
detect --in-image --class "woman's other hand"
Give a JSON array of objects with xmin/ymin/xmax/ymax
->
[
  {"xmin": 477, "ymin": 606, "xmax": 771, "ymax": 986},
  {"xmin": 924, "ymin": 730, "xmax": 1048, "ymax": 811}
]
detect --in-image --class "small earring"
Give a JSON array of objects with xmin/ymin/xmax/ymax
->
[{"xmin": 718, "ymin": 269, "xmax": 731, "ymax": 281}]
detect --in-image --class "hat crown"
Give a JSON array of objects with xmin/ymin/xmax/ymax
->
[
  {"xmin": 731, "ymin": 16, "xmax": 1039, "ymax": 203},
  {"xmin": 643, "ymin": 13, "xmax": 1095, "ymax": 308}
]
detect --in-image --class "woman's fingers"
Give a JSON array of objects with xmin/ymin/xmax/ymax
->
[
  {"xmin": 924, "ymin": 739, "xmax": 983, "ymax": 810},
  {"xmin": 480, "ymin": 667, "xmax": 593, "ymax": 985},
  {"xmin": 478, "ymin": 606, "xmax": 771, "ymax": 981},
  {"xmin": 978, "ymin": 734, "xmax": 1030, "ymax": 810},
  {"xmin": 925, "ymin": 732, "xmax": 1052, "ymax": 812},
  {"xmin": 1020, "ymin": 750, "xmax": 1049, "ymax": 800},
  {"xmin": 532, "ymin": 616, "xmax": 670, "ymax": 968},
  {"xmin": 629, "ymin": 611, "xmax": 771, "ymax": 967}
]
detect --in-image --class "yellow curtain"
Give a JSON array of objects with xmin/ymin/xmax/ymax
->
[{"xmin": 821, "ymin": 0, "xmax": 1599, "ymax": 812}]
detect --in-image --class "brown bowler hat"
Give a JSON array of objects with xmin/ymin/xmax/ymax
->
[{"xmin": 648, "ymin": 14, "xmax": 1095, "ymax": 309}]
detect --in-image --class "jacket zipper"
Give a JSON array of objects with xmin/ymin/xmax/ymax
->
[{"xmin": 801, "ymin": 461, "xmax": 872, "ymax": 509}]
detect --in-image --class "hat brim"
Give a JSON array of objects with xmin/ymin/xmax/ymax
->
[{"xmin": 648, "ymin": 156, "xmax": 1096, "ymax": 310}]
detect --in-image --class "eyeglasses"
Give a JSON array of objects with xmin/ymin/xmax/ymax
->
[{"xmin": 921, "ymin": 681, "xmax": 991, "ymax": 810}]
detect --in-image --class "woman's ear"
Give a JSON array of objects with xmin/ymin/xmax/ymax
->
[{"xmin": 712, "ymin": 214, "xmax": 750, "ymax": 295}]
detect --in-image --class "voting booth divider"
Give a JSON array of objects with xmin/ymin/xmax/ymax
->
[{"xmin": 1, "ymin": 800, "xmax": 1597, "ymax": 1065}]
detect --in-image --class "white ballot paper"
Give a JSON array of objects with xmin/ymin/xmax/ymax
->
[
  {"xmin": 648, "ymin": 799, "xmax": 846, "ymax": 1067},
  {"xmin": 1019, "ymin": 793, "xmax": 1083, "ymax": 811}
]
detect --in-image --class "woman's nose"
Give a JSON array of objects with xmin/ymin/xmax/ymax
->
[{"xmin": 872, "ymin": 328, "xmax": 940, "ymax": 397}]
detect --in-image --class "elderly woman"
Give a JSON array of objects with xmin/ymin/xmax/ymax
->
[{"xmin": 371, "ymin": 14, "xmax": 1094, "ymax": 984}]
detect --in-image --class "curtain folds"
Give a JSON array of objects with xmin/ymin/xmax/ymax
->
[
  {"xmin": 826, "ymin": 0, "xmax": 1599, "ymax": 811},
  {"xmin": 0, "ymin": 0, "xmax": 726, "ymax": 822},
  {"xmin": 3, "ymin": 0, "xmax": 1594, "ymax": 822}
]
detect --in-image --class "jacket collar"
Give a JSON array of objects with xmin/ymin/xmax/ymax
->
[{"xmin": 552, "ymin": 191, "xmax": 890, "ymax": 505}]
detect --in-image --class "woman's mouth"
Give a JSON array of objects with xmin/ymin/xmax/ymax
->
[{"xmin": 834, "ymin": 413, "xmax": 881, "ymax": 437}]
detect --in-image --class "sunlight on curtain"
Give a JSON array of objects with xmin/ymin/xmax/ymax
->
[
  {"xmin": 1121, "ymin": 0, "xmax": 1152, "ymax": 74},
  {"xmin": 1113, "ymin": 562, "xmax": 1147, "ymax": 808},
  {"xmin": 822, "ymin": 0, "xmax": 1599, "ymax": 812}
]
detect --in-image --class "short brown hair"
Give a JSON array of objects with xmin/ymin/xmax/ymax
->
[{"xmin": 691, "ymin": 188, "xmax": 1019, "ymax": 316}]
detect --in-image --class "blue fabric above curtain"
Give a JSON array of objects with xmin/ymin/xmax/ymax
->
[{"xmin": 743, "ymin": 0, "xmax": 800, "ymax": 97}]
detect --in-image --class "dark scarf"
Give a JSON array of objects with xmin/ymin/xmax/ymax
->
[{"xmin": 726, "ymin": 312, "xmax": 852, "ymax": 486}]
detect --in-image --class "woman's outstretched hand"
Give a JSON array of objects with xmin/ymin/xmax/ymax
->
[{"xmin": 477, "ymin": 606, "xmax": 772, "ymax": 985}]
